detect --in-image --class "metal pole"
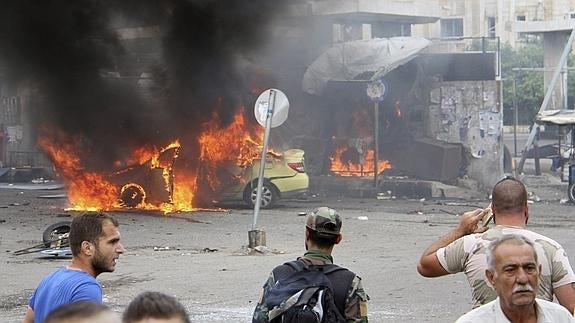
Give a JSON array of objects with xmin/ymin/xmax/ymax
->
[
  {"xmin": 517, "ymin": 28, "xmax": 575, "ymax": 173},
  {"xmin": 374, "ymin": 102, "xmax": 379, "ymax": 187},
  {"xmin": 251, "ymin": 90, "xmax": 276, "ymax": 231},
  {"xmin": 513, "ymin": 78, "xmax": 518, "ymax": 157},
  {"xmin": 562, "ymin": 67, "xmax": 568, "ymax": 109}
]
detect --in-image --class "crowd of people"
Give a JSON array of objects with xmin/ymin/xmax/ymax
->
[{"xmin": 22, "ymin": 177, "xmax": 575, "ymax": 322}]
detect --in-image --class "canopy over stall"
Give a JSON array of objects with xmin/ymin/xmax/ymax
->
[{"xmin": 302, "ymin": 36, "xmax": 431, "ymax": 95}]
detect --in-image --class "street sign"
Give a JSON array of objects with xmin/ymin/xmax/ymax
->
[
  {"xmin": 366, "ymin": 79, "xmax": 388, "ymax": 102},
  {"xmin": 250, "ymin": 89, "xmax": 290, "ymax": 243},
  {"xmin": 254, "ymin": 89, "xmax": 289, "ymax": 128}
]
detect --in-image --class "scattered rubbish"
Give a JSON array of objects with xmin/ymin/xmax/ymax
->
[
  {"xmin": 203, "ymin": 248, "xmax": 218, "ymax": 253},
  {"xmin": 419, "ymin": 198, "xmax": 426, "ymax": 202},
  {"xmin": 13, "ymin": 222, "xmax": 71, "ymax": 257},
  {"xmin": 439, "ymin": 209, "xmax": 458, "ymax": 215},
  {"xmin": 38, "ymin": 194, "xmax": 67, "ymax": 199},
  {"xmin": 527, "ymin": 192, "xmax": 540, "ymax": 202},
  {"xmin": 377, "ymin": 192, "xmax": 392, "ymax": 200},
  {"xmin": 253, "ymin": 245, "xmax": 272, "ymax": 254},
  {"xmin": 357, "ymin": 216, "xmax": 368, "ymax": 220},
  {"xmin": 153, "ymin": 246, "xmax": 172, "ymax": 251},
  {"xmin": 560, "ymin": 198, "xmax": 569, "ymax": 204},
  {"xmin": 9, "ymin": 202, "xmax": 30, "ymax": 206},
  {"xmin": 297, "ymin": 212, "xmax": 307, "ymax": 216},
  {"xmin": 31, "ymin": 178, "xmax": 51, "ymax": 184},
  {"xmin": 233, "ymin": 245, "xmax": 286, "ymax": 256},
  {"xmin": 0, "ymin": 183, "xmax": 65, "ymax": 190}
]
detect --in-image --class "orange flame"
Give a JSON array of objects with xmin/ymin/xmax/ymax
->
[
  {"xmin": 197, "ymin": 107, "xmax": 265, "ymax": 191},
  {"xmin": 38, "ymin": 107, "xmax": 273, "ymax": 213},
  {"xmin": 330, "ymin": 145, "xmax": 391, "ymax": 177},
  {"xmin": 38, "ymin": 128, "xmax": 119, "ymax": 211}
]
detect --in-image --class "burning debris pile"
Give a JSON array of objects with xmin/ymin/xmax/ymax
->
[{"xmin": 328, "ymin": 108, "xmax": 392, "ymax": 177}]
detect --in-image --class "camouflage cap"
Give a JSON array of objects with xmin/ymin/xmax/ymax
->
[{"xmin": 306, "ymin": 207, "xmax": 342, "ymax": 237}]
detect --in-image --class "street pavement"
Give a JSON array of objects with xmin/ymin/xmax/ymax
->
[{"xmin": 0, "ymin": 169, "xmax": 573, "ymax": 322}]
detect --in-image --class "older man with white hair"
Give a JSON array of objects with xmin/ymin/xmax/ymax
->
[{"xmin": 456, "ymin": 234, "xmax": 575, "ymax": 322}]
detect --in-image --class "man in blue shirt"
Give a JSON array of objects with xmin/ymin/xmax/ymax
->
[{"xmin": 23, "ymin": 213, "xmax": 125, "ymax": 323}]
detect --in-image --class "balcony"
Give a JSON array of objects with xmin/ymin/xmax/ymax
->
[{"xmin": 288, "ymin": 0, "xmax": 441, "ymax": 24}]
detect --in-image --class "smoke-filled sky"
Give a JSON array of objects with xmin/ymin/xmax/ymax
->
[{"xmin": 0, "ymin": 0, "xmax": 287, "ymax": 170}]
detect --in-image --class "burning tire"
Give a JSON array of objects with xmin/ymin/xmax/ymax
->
[
  {"xmin": 244, "ymin": 180, "xmax": 278, "ymax": 209},
  {"xmin": 42, "ymin": 221, "xmax": 71, "ymax": 248},
  {"xmin": 120, "ymin": 183, "xmax": 146, "ymax": 208}
]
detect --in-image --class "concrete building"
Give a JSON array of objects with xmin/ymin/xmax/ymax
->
[
  {"xmin": 278, "ymin": 0, "xmax": 503, "ymax": 192},
  {"xmin": 413, "ymin": 0, "xmax": 575, "ymax": 110}
]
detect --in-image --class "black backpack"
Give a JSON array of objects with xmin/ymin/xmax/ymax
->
[{"xmin": 263, "ymin": 260, "xmax": 354, "ymax": 323}]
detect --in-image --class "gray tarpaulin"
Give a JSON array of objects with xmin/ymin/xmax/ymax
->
[
  {"xmin": 536, "ymin": 109, "xmax": 575, "ymax": 125},
  {"xmin": 302, "ymin": 37, "xmax": 431, "ymax": 95}
]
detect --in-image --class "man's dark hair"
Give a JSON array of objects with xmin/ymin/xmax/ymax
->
[
  {"xmin": 69, "ymin": 212, "xmax": 119, "ymax": 256},
  {"xmin": 123, "ymin": 291, "xmax": 190, "ymax": 323},
  {"xmin": 306, "ymin": 227, "xmax": 339, "ymax": 249},
  {"xmin": 44, "ymin": 301, "xmax": 111, "ymax": 323},
  {"xmin": 491, "ymin": 177, "xmax": 527, "ymax": 214}
]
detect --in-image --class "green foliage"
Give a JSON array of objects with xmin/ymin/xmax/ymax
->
[{"xmin": 501, "ymin": 41, "xmax": 545, "ymax": 125}]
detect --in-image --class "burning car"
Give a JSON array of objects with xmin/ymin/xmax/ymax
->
[
  {"xmin": 212, "ymin": 148, "xmax": 309, "ymax": 208},
  {"xmin": 109, "ymin": 144, "xmax": 180, "ymax": 208}
]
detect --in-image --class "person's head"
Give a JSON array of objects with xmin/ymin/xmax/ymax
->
[
  {"xmin": 70, "ymin": 212, "xmax": 124, "ymax": 276},
  {"xmin": 305, "ymin": 207, "xmax": 343, "ymax": 251},
  {"xmin": 123, "ymin": 291, "xmax": 190, "ymax": 323},
  {"xmin": 485, "ymin": 234, "xmax": 540, "ymax": 311},
  {"xmin": 44, "ymin": 301, "xmax": 120, "ymax": 323},
  {"xmin": 491, "ymin": 177, "xmax": 528, "ymax": 224}
]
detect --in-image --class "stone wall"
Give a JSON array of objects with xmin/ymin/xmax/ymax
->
[{"xmin": 428, "ymin": 80, "xmax": 503, "ymax": 190}]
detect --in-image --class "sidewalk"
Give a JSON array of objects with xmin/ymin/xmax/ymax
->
[{"xmin": 513, "ymin": 157, "xmax": 570, "ymax": 202}]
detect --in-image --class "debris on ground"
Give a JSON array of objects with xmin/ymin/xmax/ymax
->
[
  {"xmin": 153, "ymin": 246, "xmax": 174, "ymax": 251},
  {"xmin": 233, "ymin": 245, "xmax": 286, "ymax": 256}
]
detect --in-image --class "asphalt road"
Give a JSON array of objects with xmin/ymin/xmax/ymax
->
[{"xmin": 0, "ymin": 174, "xmax": 573, "ymax": 322}]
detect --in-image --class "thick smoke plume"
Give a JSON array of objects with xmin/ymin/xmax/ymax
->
[{"xmin": 0, "ymin": 0, "xmax": 286, "ymax": 170}]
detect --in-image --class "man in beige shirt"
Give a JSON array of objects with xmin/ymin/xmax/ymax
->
[{"xmin": 417, "ymin": 177, "xmax": 575, "ymax": 311}]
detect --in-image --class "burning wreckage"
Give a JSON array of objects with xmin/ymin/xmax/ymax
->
[{"xmin": 38, "ymin": 109, "xmax": 309, "ymax": 213}]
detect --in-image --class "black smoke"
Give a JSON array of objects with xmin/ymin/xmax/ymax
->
[{"xmin": 0, "ymin": 0, "xmax": 286, "ymax": 170}]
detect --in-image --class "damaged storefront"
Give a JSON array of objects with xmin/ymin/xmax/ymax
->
[{"xmin": 290, "ymin": 37, "xmax": 502, "ymax": 195}]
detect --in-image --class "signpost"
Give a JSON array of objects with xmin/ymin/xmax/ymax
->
[
  {"xmin": 366, "ymin": 79, "xmax": 388, "ymax": 187},
  {"xmin": 249, "ymin": 89, "xmax": 289, "ymax": 248}
]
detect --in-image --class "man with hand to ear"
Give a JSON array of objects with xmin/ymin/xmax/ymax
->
[{"xmin": 417, "ymin": 177, "xmax": 575, "ymax": 311}]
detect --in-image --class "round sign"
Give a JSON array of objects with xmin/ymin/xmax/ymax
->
[
  {"xmin": 254, "ymin": 89, "xmax": 289, "ymax": 128},
  {"xmin": 366, "ymin": 79, "xmax": 388, "ymax": 102}
]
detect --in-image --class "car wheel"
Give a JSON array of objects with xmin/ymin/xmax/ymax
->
[
  {"xmin": 42, "ymin": 221, "xmax": 71, "ymax": 248},
  {"xmin": 120, "ymin": 183, "xmax": 146, "ymax": 208},
  {"xmin": 569, "ymin": 183, "xmax": 575, "ymax": 203},
  {"xmin": 244, "ymin": 181, "xmax": 278, "ymax": 209}
]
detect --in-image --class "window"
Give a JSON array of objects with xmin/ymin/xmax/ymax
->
[
  {"xmin": 372, "ymin": 22, "xmax": 412, "ymax": 38},
  {"xmin": 516, "ymin": 15, "xmax": 526, "ymax": 21},
  {"xmin": 441, "ymin": 18, "xmax": 463, "ymax": 38},
  {"xmin": 487, "ymin": 17, "xmax": 496, "ymax": 37}
]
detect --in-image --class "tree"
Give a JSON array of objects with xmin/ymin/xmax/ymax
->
[{"xmin": 501, "ymin": 40, "xmax": 544, "ymax": 125}]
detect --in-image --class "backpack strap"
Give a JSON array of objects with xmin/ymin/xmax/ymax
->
[{"xmin": 320, "ymin": 265, "xmax": 356, "ymax": 315}]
